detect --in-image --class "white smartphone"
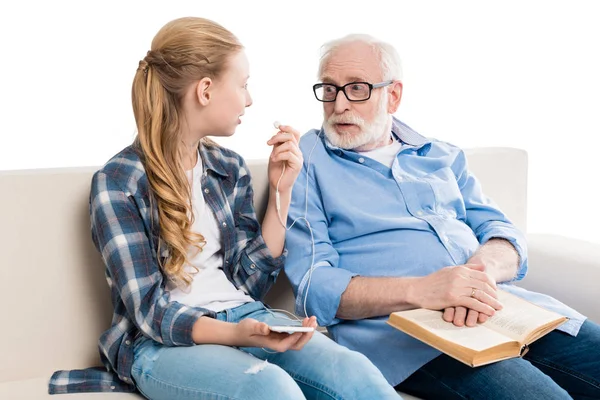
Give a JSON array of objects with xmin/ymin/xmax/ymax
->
[{"xmin": 268, "ymin": 325, "xmax": 315, "ymax": 334}]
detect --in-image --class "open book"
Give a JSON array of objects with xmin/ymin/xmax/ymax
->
[{"xmin": 387, "ymin": 289, "xmax": 568, "ymax": 367}]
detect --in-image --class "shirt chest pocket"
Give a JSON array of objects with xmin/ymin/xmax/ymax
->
[{"xmin": 403, "ymin": 167, "xmax": 465, "ymax": 219}]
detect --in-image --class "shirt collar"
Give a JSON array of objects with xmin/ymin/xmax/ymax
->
[
  {"xmin": 198, "ymin": 141, "xmax": 229, "ymax": 177},
  {"xmin": 391, "ymin": 117, "xmax": 430, "ymax": 147}
]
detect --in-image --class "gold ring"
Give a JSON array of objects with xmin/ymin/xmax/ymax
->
[{"xmin": 471, "ymin": 288, "xmax": 477, "ymax": 298}]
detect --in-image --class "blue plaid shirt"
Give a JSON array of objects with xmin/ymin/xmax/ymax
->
[{"xmin": 49, "ymin": 142, "xmax": 285, "ymax": 394}]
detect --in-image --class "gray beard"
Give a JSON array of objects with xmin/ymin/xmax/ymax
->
[{"xmin": 324, "ymin": 114, "xmax": 392, "ymax": 151}]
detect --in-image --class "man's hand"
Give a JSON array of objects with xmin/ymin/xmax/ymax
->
[
  {"xmin": 411, "ymin": 263, "xmax": 502, "ymax": 317},
  {"xmin": 443, "ymin": 306, "xmax": 489, "ymax": 327},
  {"xmin": 444, "ymin": 256, "xmax": 492, "ymax": 327},
  {"xmin": 441, "ymin": 243, "xmax": 516, "ymax": 327}
]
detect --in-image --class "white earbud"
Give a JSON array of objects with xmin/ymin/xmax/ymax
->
[{"xmin": 273, "ymin": 121, "xmax": 282, "ymax": 130}]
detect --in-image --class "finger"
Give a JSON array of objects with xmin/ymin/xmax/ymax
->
[
  {"xmin": 290, "ymin": 330, "xmax": 314, "ymax": 350},
  {"xmin": 267, "ymin": 132, "xmax": 298, "ymax": 146},
  {"xmin": 286, "ymin": 144, "xmax": 304, "ymax": 165},
  {"xmin": 466, "ymin": 309, "xmax": 479, "ymax": 327},
  {"xmin": 306, "ymin": 316, "xmax": 318, "ymax": 329},
  {"xmin": 460, "ymin": 297, "xmax": 497, "ymax": 316},
  {"xmin": 303, "ymin": 316, "xmax": 317, "ymax": 328},
  {"xmin": 261, "ymin": 332, "xmax": 294, "ymax": 351},
  {"xmin": 271, "ymin": 145, "xmax": 303, "ymax": 167},
  {"xmin": 270, "ymin": 140, "xmax": 302, "ymax": 159},
  {"xmin": 461, "ymin": 269, "xmax": 497, "ymax": 299},
  {"xmin": 468, "ymin": 288, "xmax": 503, "ymax": 310},
  {"xmin": 255, "ymin": 321, "xmax": 270, "ymax": 336},
  {"xmin": 271, "ymin": 147, "xmax": 300, "ymax": 162},
  {"xmin": 468, "ymin": 278, "xmax": 498, "ymax": 300},
  {"xmin": 478, "ymin": 313, "xmax": 489, "ymax": 324},
  {"xmin": 265, "ymin": 331, "xmax": 292, "ymax": 342},
  {"xmin": 271, "ymin": 152, "xmax": 302, "ymax": 169},
  {"xmin": 267, "ymin": 134, "xmax": 295, "ymax": 146},
  {"xmin": 290, "ymin": 331, "xmax": 314, "ymax": 350},
  {"xmin": 453, "ymin": 306, "xmax": 467, "ymax": 327},
  {"xmin": 451, "ymin": 265, "xmax": 497, "ymax": 301},
  {"xmin": 290, "ymin": 318, "xmax": 317, "ymax": 350},
  {"xmin": 292, "ymin": 143, "xmax": 303, "ymax": 157},
  {"xmin": 270, "ymin": 141, "xmax": 297, "ymax": 156},
  {"xmin": 277, "ymin": 125, "xmax": 301, "ymax": 143},
  {"xmin": 455, "ymin": 265, "xmax": 495, "ymax": 295},
  {"xmin": 270, "ymin": 332, "xmax": 303, "ymax": 352},
  {"xmin": 468, "ymin": 269, "xmax": 498, "ymax": 291},
  {"xmin": 442, "ymin": 307, "xmax": 455, "ymax": 322}
]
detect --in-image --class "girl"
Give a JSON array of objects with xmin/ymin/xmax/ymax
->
[{"xmin": 50, "ymin": 17, "xmax": 399, "ymax": 400}]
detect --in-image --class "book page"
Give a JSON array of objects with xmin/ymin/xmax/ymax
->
[
  {"xmin": 399, "ymin": 308, "xmax": 513, "ymax": 351},
  {"xmin": 485, "ymin": 290, "xmax": 564, "ymax": 342}
]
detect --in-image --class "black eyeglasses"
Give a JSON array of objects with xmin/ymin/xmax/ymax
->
[{"xmin": 313, "ymin": 80, "xmax": 393, "ymax": 102}]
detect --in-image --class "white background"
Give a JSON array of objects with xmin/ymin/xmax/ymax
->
[{"xmin": 1, "ymin": 1, "xmax": 598, "ymax": 243}]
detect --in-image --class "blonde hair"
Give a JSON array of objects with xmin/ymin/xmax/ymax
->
[
  {"xmin": 131, "ymin": 17, "xmax": 243, "ymax": 286},
  {"xmin": 318, "ymin": 34, "xmax": 403, "ymax": 81}
]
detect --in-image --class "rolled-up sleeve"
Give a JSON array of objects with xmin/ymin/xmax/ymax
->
[
  {"xmin": 452, "ymin": 149, "xmax": 528, "ymax": 280},
  {"xmin": 284, "ymin": 164, "xmax": 358, "ymax": 326}
]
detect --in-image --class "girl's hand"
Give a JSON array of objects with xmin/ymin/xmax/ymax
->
[
  {"xmin": 267, "ymin": 125, "xmax": 303, "ymax": 193},
  {"xmin": 234, "ymin": 316, "xmax": 318, "ymax": 352}
]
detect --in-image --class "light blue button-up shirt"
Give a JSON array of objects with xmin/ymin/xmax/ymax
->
[{"xmin": 284, "ymin": 117, "xmax": 586, "ymax": 386}]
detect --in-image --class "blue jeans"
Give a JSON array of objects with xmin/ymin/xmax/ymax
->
[
  {"xmin": 396, "ymin": 319, "xmax": 600, "ymax": 399},
  {"xmin": 131, "ymin": 301, "xmax": 399, "ymax": 399}
]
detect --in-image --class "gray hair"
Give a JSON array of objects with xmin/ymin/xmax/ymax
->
[{"xmin": 318, "ymin": 34, "xmax": 403, "ymax": 81}]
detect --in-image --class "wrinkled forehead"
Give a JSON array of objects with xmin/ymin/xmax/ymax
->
[{"xmin": 320, "ymin": 42, "xmax": 383, "ymax": 84}]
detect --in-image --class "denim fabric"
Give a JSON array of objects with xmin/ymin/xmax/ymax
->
[
  {"xmin": 132, "ymin": 302, "xmax": 400, "ymax": 399},
  {"xmin": 397, "ymin": 319, "xmax": 600, "ymax": 399}
]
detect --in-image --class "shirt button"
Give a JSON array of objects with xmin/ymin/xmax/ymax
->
[
  {"xmin": 250, "ymin": 264, "xmax": 256, "ymax": 270},
  {"xmin": 110, "ymin": 386, "xmax": 116, "ymax": 390},
  {"xmin": 222, "ymin": 222, "xmax": 227, "ymax": 227},
  {"xmin": 125, "ymin": 340, "xmax": 131, "ymax": 346},
  {"xmin": 358, "ymin": 157, "xmax": 365, "ymax": 163},
  {"xmin": 204, "ymin": 188, "xmax": 209, "ymax": 194}
]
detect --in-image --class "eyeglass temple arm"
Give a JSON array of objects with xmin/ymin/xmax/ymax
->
[{"xmin": 371, "ymin": 80, "xmax": 395, "ymax": 89}]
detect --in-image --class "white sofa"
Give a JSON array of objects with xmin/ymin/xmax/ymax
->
[{"xmin": 1, "ymin": 147, "xmax": 598, "ymax": 399}]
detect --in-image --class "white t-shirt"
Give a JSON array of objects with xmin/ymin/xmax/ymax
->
[
  {"xmin": 358, "ymin": 137, "xmax": 403, "ymax": 168},
  {"xmin": 167, "ymin": 153, "xmax": 254, "ymax": 312}
]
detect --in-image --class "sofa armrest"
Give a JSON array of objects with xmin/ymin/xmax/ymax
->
[{"xmin": 519, "ymin": 233, "xmax": 600, "ymax": 323}]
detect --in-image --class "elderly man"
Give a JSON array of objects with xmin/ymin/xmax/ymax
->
[{"xmin": 284, "ymin": 34, "xmax": 600, "ymax": 399}]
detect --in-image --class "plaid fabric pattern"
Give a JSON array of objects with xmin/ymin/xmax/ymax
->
[{"xmin": 49, "ymin": 143, "xmax": 285, "ymax": 394}]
